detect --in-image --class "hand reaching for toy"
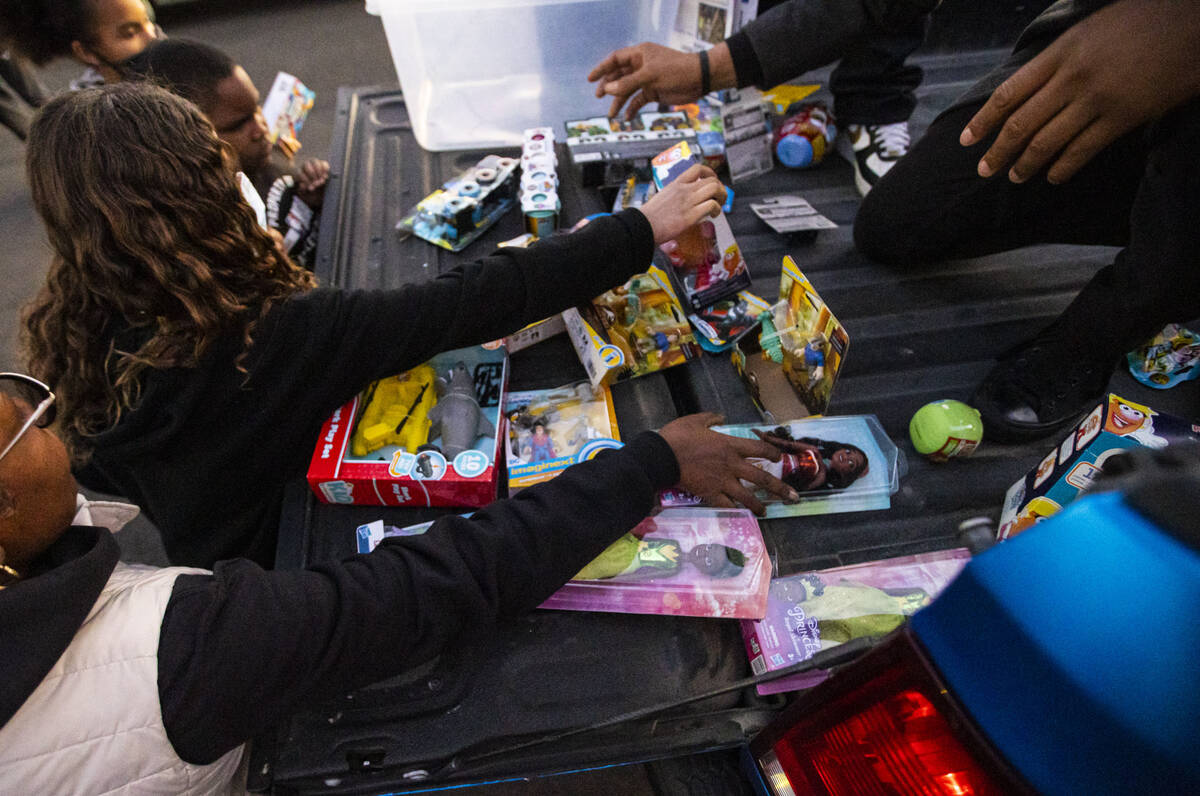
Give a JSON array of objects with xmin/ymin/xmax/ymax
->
[
  {"xmin": 960, "ymin": 0, "xmax": 1200, "ymax": 184},
  {"xmin": 658, "ymin": 412, "xmax": 799, "ymax": 516},
  {"xmin": 296, "ymin": 158, "xmax": 331, "ymax": 207},
  {"xmin": 587, "ymin": 41, "xmax": 737, "ymax": 120},
  {"xmin": 639, "ymin": 164, "xmax": 726, "ymax": 245}
]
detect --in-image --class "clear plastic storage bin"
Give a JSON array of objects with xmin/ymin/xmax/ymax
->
[{"xmin": 375, "ymin": 0, "xmax": 680, "ymax": 151}]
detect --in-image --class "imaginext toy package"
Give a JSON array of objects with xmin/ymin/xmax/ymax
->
[
  {"xmin": 307, "ymin": 344, "xmax": 508, "ymax": 507},
  {"xmin": 504, "ymin": 381, "xmax": 622, "ymax": 491},
  {"xmin": 539, "ymin": 508, "xmax": 772, "ymax": 619},
  {"xmin": 732, "ymin": 256, "xmax": 848, "ymax": 420},
  {"xmin": 651, "ymin": 140, "xmax": 752, "ymax": 311},
  {"xmin": 998, "ymin": 394, "xmax": 1200, "ymax": 540},
  {"xmin": 659, "ymin": 415, "xmax": 903, "ymax": 520},
  {"xmin": 396, "ymin": 154, "xmax": 519, "ymax": 251},
  {"xmin": 740, "ymin": 549, "xmax": 971, "ymax": 695},
  {"xmin": 563, "ymin": 263, "xmax": 701, "ymax": 388},
  {"xmin": 260, "ymin": 72, "xmax": 315, "ymax": 158}
]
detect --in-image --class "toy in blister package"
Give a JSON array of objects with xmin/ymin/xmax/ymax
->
[
  {"xmin": 1126, "ymin": 323, "xmax": 1200, "ymax": 389},
  {"xmin": 564, "ymin": 111, "xmax": 696, "ymax": 187},
  {"xmin": 307, "ymin": 344, "xmax": 508, "ymax": 507},
  {"xmin": 539, "ymin": 508, "xmax": 772, "ymax": 619},
  {"xmin": 396, "ymin": 154, "xmax": 519, "ymax": 251},
  {"xmin": 997, "ymin": 393, "xmax": 1200, "ymax": 539},
  {"xmin": 260, "ymin": 71, "xmax": 315, "ymax": 157},
  {"xmin": 651, "ymin": 140, "xmax": 752, "ymax": 310},
  {"xmin": 659, "ymin": 415, "xmax": 903, "ymax": 519},
  {"xmin": 504, "ymin": 380, "xmax": 622, "ymax": 491},
  {"xmin": 688, "ymin": 289, "xmax": 771, "ymax": 353},
  {"xmin": 563, "ymin": 262, "xmax": 700, "ymax": 388},
  {"xmin": 741, "ymin": 549, "xmax": 970, "ymax": 694}
]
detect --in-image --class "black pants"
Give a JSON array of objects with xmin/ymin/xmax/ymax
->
[
  {"xmin": 0, "ymin": 53, "xmax": 48, "ymax": 140},
  {"xmin": 829, "ymin": 12, "xmax": 926, "ymax": 125},
  {"xmin": 855, "ymin": 92, "xmax": 1200, "ymax": 360}
]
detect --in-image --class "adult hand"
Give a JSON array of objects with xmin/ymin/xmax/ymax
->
[
  {"xmin": 639, "ymin": 163, "xmax": 726, "ymax": 245},
  {"xmin": 296, "ymin": 158, "xmax": 331, "ymax": 207},
  {"xmin": 587, "ymin": 41, "xmax": 705, "ymax": 119},
  {"xmin": 658, "ymin": 412, "xmax": 799, "ymax": 515},
  {"xmin": 960, "ymin": 0, "xmax": 1200, "ymax": 184}
]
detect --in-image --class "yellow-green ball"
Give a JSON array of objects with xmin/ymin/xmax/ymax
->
[{"xmin": 909, "ymin": 400, "xmax": 984, "ymax": 461}]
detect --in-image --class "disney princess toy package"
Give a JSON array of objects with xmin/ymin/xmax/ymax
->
[{"xmin": 539, "ymin": 508, "xmax": 772, "ymax": 620}]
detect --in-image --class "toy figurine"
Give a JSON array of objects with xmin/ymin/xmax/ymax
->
[
  {"xmin": 527, "ymin": 420, "xmax": 556, "ymax": 463},
  {"xmin": 751, "ymin": 426, "xmax": 869, "ymax": 491},
  {"xmin": 414, "ymin": 452, "xmax": 435, "ymax": 479},
  {"xmin": 427, "ymin": 362, "xmax": 495, "ymax": 458},
  {"xmin": 801, "ymin": 332, "xmax": 826, "ymax": 384},
  {"xmin": 574, "ymin": 534, "xmax": 746, "ymax": 581},
  {"xmin": 759, "ymin": 312, "xmax": 784, "ymax": 364}
]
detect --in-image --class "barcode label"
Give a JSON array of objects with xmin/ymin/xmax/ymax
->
[{"xmin": 750, "ymin": 656, "xmax": 767, "ymax": 676}]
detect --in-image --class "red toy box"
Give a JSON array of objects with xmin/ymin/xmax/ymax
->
[{"xmin": 307, "ymin": 344, "xmax": 508, "ymax": 507}]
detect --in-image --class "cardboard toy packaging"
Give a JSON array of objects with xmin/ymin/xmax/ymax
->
[
  {"xmin": 307, "ymin": 344, "xmax": 508, "ymax": 507},
  {"xmin": 998, "ymin": 394, "xmax": 1200, "ymax": 539},
  {"xmin": 504, "ymin": 380, "xmax": 622, "ymax": 491},
  {"xmin": 741, "ymin": 549, "xmax": 971, "ymax": 695}
]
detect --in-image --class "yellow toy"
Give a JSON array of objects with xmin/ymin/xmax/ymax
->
[{"xmin": 350, "ymin": 365, "xmax": 438, "ymax": 457}]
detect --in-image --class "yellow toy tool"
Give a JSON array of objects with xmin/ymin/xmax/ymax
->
[{"xmin": 351, "ymin": 365, "xmax": 438, "ymax": 457}]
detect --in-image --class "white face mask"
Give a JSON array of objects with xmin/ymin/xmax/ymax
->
[{"xmin": 237, "ymin": 171, "xmax": 268, "ymax": 230}]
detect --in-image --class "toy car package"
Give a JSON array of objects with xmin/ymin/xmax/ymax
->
[
  {"xmin": 1126, "ymin": 323, "xmax": 1200, "ymax": 389},
  {"xmin": 688, "ymin": 289, "xmax": 771, "ymax": 353},
  {"xmin": 539, "ymin": 508, "xmax": 772, "ymax": 619},
  {"xmin": 396, "ymin": 154, "xmax": 519, "ymax": 251},
  {"xmin": 504, "ymin": 380, "xmax": 622, "ymax": 491}
]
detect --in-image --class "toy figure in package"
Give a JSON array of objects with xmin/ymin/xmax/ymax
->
[
  {"xmin": 504, "ymin": 380, "xmax": 622, "ymax": 491},
  {"xmin": 1127, "ymin": 323, "xmax": 1200, "ymax": 389},
  {"xmin": 660, "ymin": 415, "xmax": 902, "ymax": 519},
  {"xmin": 688, "ymin": 289, "xmax": 771, "ymax": 353},
  {"xmin": 740, "ymin": 549, "xmax": 970, "ymax": 694},
  {"xmin": 539, "ymin": 508, "xmax": 771, "ymax": 619},
  {"xmin": 651, "ymin": 140, "xmax": 752, "ymax": 311},
  {"xmin": 396, "ymin": 154, "xmax": 520, "ymax": 251},
  {"xmin": 260, "ymin": 72, "xmax": 315, "ymax": 158}
]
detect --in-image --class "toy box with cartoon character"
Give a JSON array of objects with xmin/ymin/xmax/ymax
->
[
  {"xmin": 307, "ymin": 344, "xmax": 508, "ymax": 507},
  {"xmin": 504, "ymin": 380, "xmax": 622, "ymax": 491},
  {"xmin": 563, "ymin": 263, "xmax": 701, "ymax": 388},
  {"xmin": 998, "ymin": 394, "xmax": 1200, "ymax": 539},
  {"xmin": 651, "ymin": 140, "xmax": 752, "ymax": 311},
  {"xmin": 740, "ymin": 548, "xmax": 970, "ymax": 695},
  {"xmin": 539, "ymin": 508, "xmax": 772, "ymax": 619},
  {"xmin": 396, "ymin": 154, "xmax": 519, "ymax": 251}
]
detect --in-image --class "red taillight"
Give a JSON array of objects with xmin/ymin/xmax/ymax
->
[{"xmin": 751, "ymin": 628, "xmax": 1030, "ymax": 796}]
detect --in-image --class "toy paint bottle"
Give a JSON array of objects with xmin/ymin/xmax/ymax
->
[
  {"xmin": 909, "ymin": 399, "xmax": 984, "ymax": 462},
  {"xmin": 773, "ymin": 104, "xmax": 836, "ymax": 169}
]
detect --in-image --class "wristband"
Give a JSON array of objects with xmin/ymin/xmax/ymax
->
[{"xmin": 698, "ymin": 49, "xmax": 711, "ymax": 96}]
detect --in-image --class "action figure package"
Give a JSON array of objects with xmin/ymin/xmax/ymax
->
[
  {"xmin": 563, "ymin": 263, "xmax": 701, "ymax": 388},
  {"xmin": 260, "ymin": 72, "xmax": 315, "ymax": 158},
  {"xmin": 1126, "ymin": 323, "xmax": 1200, "ymax": 389},
  {"xmin": 998, "ymin": 394, "xmax": 1200, "ymax": 540},
  {"xmin": 307, "ymin": 344, "xmax": 508, "ymax": 508},
  {"xmin": 539, "ymin": 508, "xmax": 772, "ymax": 619},
  {"xmin": 732, "ymin": 256, "xmax": 848, "ymax": 420},
  {"xmin": 651, "ymin": 140, "xmax": 752, "ymax": 310},
  {"xmin": 674, "ymin": 98, "xmax": 726, "ymax": 170},
  {"xmin": 659, "ymin": 415, "xmax": 903, "ymax": 519},
  {"xmin": 740, "ymin": 549, "xmax": 971, "ymax": 695},
  {"xmin": 688, "ymin": 289, "xmax": 771, "ymax": 353},
  {"xmin": 504, "ymin": 381, "xmax": 622, "ymax": 491},
  {"xmin": 396, "ymin": 154, "xmax": 519, "ymax": 251},
  {"xmin": 564, "ymin": 111, "xmax": 695, "ymax": 188}
]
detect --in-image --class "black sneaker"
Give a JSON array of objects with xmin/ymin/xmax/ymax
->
[
  {"xmin": 842, "ymin": 122, "xmax": 910, "ymax": 197},
  {"xmin": 971, "ymin": 338, "xmax": 1119, "ymax": 443}
]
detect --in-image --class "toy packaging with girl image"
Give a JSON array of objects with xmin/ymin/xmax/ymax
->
[
  {"xmin": 997, "ymin": 394, "xmax": 1200, "ymax": 540},
  {"xmin": 396, "ymin": 154, "xmax": 520, "ymax": 251},
  {"xmin": 538, "ymin": 508, "xmax": 772, "ymax": 619},
  {"xmin": 740, "ymin": 548, "xmax": 971, "ymax": 695},
  {"xmin": 504, "ymin": 380, "xmax": 622, "ymax": 491},
  {"xmin": 306, "ymin": 344, "xmax": 508, "ymax": 507},
  {"xmin": 563, "ymin": 261, "xmax": 700, "ymax": 388},
  {"xmin": 651, "ymin": 139, "xmax": 752, "ymax": 311},
  {"xmin": 659, "ymin": 415, "xmax": 902, "ymax": 519},
  {"xmin": 259, "ymin": 72, "xmax": 315, "ymax": 159}
]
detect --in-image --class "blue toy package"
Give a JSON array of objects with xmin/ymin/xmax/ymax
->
[
  {"xmin": 396, "ymin": 154, "xmax": 520, "ymax": 252},
  {"xmin": 687, "ymin": 289, "xmax": 771, "ymax": 353},
  {"xmin": 1126, "ymin": 323, "xmax": 1200, "ymax": 389}
]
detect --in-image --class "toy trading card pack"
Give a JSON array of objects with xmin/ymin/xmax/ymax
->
[
  {"xmin": 563, "ymin": 263, "xmax": 700, "ymax": 388},
  {"xmin": 660, "ymin": 415, "xmax": 902, "ymax": 519},
  {"xmin": 504, "ymin": 381, "xmax": 622, "ymax": 491},
  {"xmin": 307, "ymin": 344, "xmax": 508, "ymax": 507},
  {"xmin": 651, "ymin": 140, "xmax": 752, "ymax": 311},
  {"xmin": 998, "ymin": 394, "xmax": 1200, "ymax": 540},
  {"xmin": 396, "ymin": 154, "xmax": 519, "ymax": 251},
  {"xmin": 741, "ymin": 549, "xmax": 970, "ymax": 694},
  {"xmin": 539, "ymin": 508, "xmax": 772, "ymax": 619}
]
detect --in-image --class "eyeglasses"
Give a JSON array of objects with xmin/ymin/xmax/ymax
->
[{"xmin": 0, "ymin": 373, "xmax": 56, "ymax": 465}]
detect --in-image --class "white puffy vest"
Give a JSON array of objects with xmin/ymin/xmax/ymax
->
[{"xmin": 0, "ymin": 562, "xmax": 246, "ymax": 794}]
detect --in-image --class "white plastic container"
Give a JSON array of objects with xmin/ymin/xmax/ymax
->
[{"xmin": 376, "ymin": 0, "xmax": 680, "ymax": 151}]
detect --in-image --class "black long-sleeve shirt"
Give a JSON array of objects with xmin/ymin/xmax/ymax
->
[{"xmin": 75, "ymin": 210, "xmax": 656, "ymax": 568}]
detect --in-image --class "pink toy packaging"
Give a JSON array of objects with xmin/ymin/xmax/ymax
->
[
  {"xmin": 740, "ymin": 549, "xmax": 971, "ymax": 695},
  {"xmin": 539, "ymin": 508, "xmax": 772, "ymax": 619},
  {"xmin": 306, "ymin": 344, "xmax": 508, "ymax": 507}
]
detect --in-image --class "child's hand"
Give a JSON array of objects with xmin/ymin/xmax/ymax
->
[
  {"xmin": 639, "ymin": 164, "xmax": 726, "ymax": 246},
  {"xmin": 296, "ymin": 159, "xmax": 330, "ymax": 207},
  {"xmin": 658, "ymin": 412, "xmax": 799, "ymax": 515}
]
